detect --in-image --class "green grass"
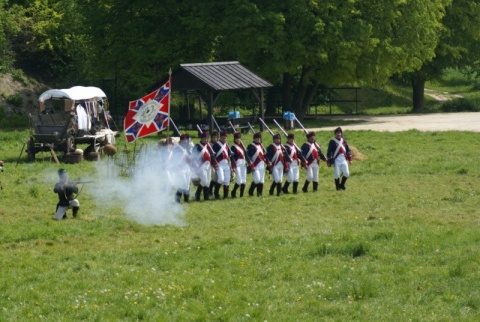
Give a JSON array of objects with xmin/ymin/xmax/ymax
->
[{"xmin": 1, "ymin": 128, "xmax": 480, "ymax": 321}]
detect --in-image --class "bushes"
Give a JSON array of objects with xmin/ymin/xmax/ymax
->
[
  {"xmin": 0, "ymin": 105, "xmax": 29, "ymax": 128},
  {"xmin": 440, "ymin": 97, "xmax": 480, "ymax": 112}
]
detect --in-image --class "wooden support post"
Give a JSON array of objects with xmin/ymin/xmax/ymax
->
[{"xmin": 49, "ymin": 146, "xmax": 60, "ymax": 164}]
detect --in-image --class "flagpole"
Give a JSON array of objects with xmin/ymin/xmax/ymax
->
[{"xmin": 167, "ymin": 68, "xmax": 172, "ymax": 140}]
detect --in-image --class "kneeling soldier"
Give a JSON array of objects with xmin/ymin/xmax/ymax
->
[{"xmin": 53, "ymin": 169, "xmax": 80, "ymax": 220}]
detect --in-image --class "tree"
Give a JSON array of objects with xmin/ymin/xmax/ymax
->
[
  {"xmin": 77, "ymin": 0, "xmax": 221, "ymax": 113},
  {"xmin": 6, "ymin": 1, "xmax": 89, "ymax": 82},
  {"xmin": 408, "ymin": 0, "xmax": 480, "ymax": 112},
  {"xmin": 213, "ymin": 0, "xmax": 450, "ymax": 119},
  {"xmin": 0, "ymin": 0, "xmax": 17, "ymax": 73}
]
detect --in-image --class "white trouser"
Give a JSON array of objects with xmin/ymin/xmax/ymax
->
[
  {"xmin": 198, "ymin": 161, "xmax": 212, "ymax": 187},
  {"xmin": 235, "ymin": 159, "xmax": 247, "ymax": 184},
  {"xmin": 55, "ymin": 199, "xmax": 79, "ymax": 220},
  {"xmin": 173, "ymin": 166, "xmax": 191, "ymax": 191},
  {"xmin": 286, "ymin": 160, "xmax": 299, "ymax": 183},
  {"xmin": 333, "ymin": 154, "xmax": 350, "ymax": 179},
  {"xmin": 271, "ymin": 162, "xmax": 284, "ymax": 183},
  {"xmin": 252, "ymin": 162, "xmax": 265, "ymax": 184},
  {"xmin": 216, "ymin": 159, "xmax": 231, "ymax": 185},
  {"xmin": 306, "ymin": 160, "xmax": 319, "ymax": 182}
]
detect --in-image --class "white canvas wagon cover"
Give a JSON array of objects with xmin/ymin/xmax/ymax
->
[{"xmin": 39, "ymin": 86, "xmax": 107, "ymax": 102}]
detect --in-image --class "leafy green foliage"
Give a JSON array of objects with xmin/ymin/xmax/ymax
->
[
  {"xmin": 440, "ymin": 98, "xmax": 480, "ymax": 112},
  {"xmin": 0, "ymin": 0, "xmax": 16, "ymax": 73},
  {"xmin": 407, "ymin": 0, "xmax": 480, "ymax": 111},
  {"xmin": 1, "ymin": 0, "xmax": 478, "ymax": 116}
]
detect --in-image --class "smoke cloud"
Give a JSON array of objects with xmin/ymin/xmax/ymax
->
[{"xmin": 91, "ymin": 143, "xmax": 187, "ymax": 226}]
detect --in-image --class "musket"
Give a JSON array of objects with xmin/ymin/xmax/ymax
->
[
  {"xmin": 294, "ymin": 116, "xmax": 309, "ymax": 135},
  {"xmin": 247, "ymin": 122, "xmax": 256, "ymax": 134},
  {"xmin": 196, "ymin": 124, "xmax": 204, "ymax": 135},
  {"xmin": 169, "ymin": 118, "xmax": 181, "ymax": 137},
  {"xmin": 228, "ymin": 120, "xmax": 253, "ymax": 165},
  {"xmin": 228, "ymin": 120, "xmax": 237, "ymax": 134},
  {"xmin": 272, "ymin": 119, "xmax": 306, "ymax": 163},
  {"xmin": 211, "ymin": 115, "xmax": 222, "ymax": 132},
  {"xmin": 72, "ymin": 180, "xmax": 94, "ymax": 184},
  {"xmin": 258, "ymin": 117, "xmax": 275, "ymax": 137}
]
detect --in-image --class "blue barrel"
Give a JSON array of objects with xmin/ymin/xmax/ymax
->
[
  {"xmin": 283, "ymin": 111, "xmax": 295, "ymax": 121},
  {"xmin": 228, "ymin": 111, "xmax": 240, "ymax": 119}
]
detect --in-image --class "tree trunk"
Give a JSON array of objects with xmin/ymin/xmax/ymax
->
[
  {"xmin": 265, "ymin": 87, "xmax": 277, "ymax": 115},
  {"xmin": 299, "ymin": 81, "xmax": 319, "ymax": 118},
  {"xmin": 292, "ymin": 66, "xmax": 312, "ymax": 121},
  {"xmin": 412, "ymin": 77, "xmax": 425, "ymax": 113},
  {"xmin": 282, "ymin": 72, "xmax": 292, "ymax": 113}
]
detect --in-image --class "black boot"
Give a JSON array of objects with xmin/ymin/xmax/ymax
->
[
  {"xmin": 302, "ymin": 180, "xmax": 310, "ymax": 193},
  {"xmin": 72, "ymin": 207, "xmax": 79, "ymax": 218},
  {"xmin": 240, "ymin": 184, "xmax": 246, "ymax": 197},
  {"xmin": 175, "ymin": 191, "xmax": 182, "ymax": 203},
  {"xmin": 269, "ymin": 182, "xmax": 276, "ymax": 196},
  {"xmin": 248, "ymin": 182, "xmax": 257, "ymax": 196},
  {"xmin": 184, "ymin": 192, "xmax": 189, "ymax": 203},
  {"xmin": 209, "ymin": 181, "xmax": 215, "ymax": 195},
  {"xmin": 223, "ymin": 185, "xmax": 229, "ymax": 199},
  {"xmin": 203, "ymin": 186, "xmax": 210, "ymax": 200},
  {"xmin": 293, "ymin": 182, "xmax": 299, "ymax": 194},
  {"xmin": 335, "ymin": 179, "xmax": 341, "ymax": 190},
  {"xmin": 313, "ymin": 181, "xmax": 318, "ymax": 192},
  {"xmin": 340, "ymin": 176, "xmax": 348, "ymax": 190},
  {"xmin": 282, "ymin": 181, "xmax": 290, "ymax": 194},
  {"xmin": 231, "ymin": 183, "xmax": 239, "ymax": 198},
  {"xmin": 214, "ymin": 183, "xmax": 221, "ymax": 199},
  {"xmin": 276, "ymin": 183, "xmax": 282, "ymax": 196},
  {"xmin": 195, "ymin": 186, "xmax": 202, "ymax": 201},
  {"xmin": 257, "ymin": 183, "xmax": 264, "ymax": 196}
]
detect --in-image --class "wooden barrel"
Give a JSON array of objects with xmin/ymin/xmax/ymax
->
[{"xmin": 65, "ymin": 153, "xmax": 84, "ymax": 164}]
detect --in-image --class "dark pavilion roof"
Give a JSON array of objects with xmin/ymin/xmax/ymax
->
[{"xmin": 156, "ymin": 61, "xmax": 273, "ymax": 92}]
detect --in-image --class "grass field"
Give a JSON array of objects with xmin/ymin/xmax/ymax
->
[{"xmin": 1, "ymin": 127, "xmax": 479, "ymax": 321}]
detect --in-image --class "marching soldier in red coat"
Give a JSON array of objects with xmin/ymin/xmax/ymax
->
[
  {"xmin": 247, "ymin": 132, "xmax": 267, "ymax": 196},
  {"xmin": 212, "ymin": 131, "xmax": 232, "ymax": 199},
  {"xmin": 301, "ymin": 131, "xmax": 327, "ymax": 192},
  {"xmin": 282, "ymin": 133, "xmax": 303, "ymax": 194},
  {"xmin": 327, "ymin": 127, "xmax": 352, "ymax": 190},
  {"xmin": 266, "ymin": 134, "xmax": 289, "ymax": 196},
  {"xmin": 208, "ymin": 131, "xmax": 219, "ymax": 195},
  {"xmin": 230, "ymin": 132, "xmax": 248, "ymax": 198},
  {"xmin": 192, "ymin": 131, "xmax": 216, "ymax": 201}
]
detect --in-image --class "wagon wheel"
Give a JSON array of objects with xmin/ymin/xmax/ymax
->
[
  {"xmin": 65, "ymin": 134, "xmax": 76, "ymax": 154},
  {"xmin": 27, "ymin": 137, "xmax": 36, "ymax": 162}
]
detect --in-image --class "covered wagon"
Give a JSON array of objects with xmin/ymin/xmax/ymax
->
[{"xmin": 27, "ymin": 86, "xmax": 118, "ymax": 162}]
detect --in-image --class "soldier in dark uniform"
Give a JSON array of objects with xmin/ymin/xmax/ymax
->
[
  {"xmin": 301, "ymin": 131, "xmax": 327, "ymax": 192},
  {"xmin": 247, "ymin": 132, "xmax": 267, "ymax": 196},
  {"xmin": 327, "ymin": 127, "xmax": 352, "ymax": 190},
  {"xmin": 230, "ymin": 133, "xmax": 248, "ymax": 198},
  {"xmin": 53, "ymin": 169, "xmax": 79, "ymax": 220},
  {"xmin": 266, "ymin": 134, "xmax": 289, "ymax": 196}
]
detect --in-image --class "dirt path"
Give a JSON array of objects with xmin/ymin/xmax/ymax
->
[{"xmin": 308, "ymin": 112, "xmax": 480, "ymax": 132}]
